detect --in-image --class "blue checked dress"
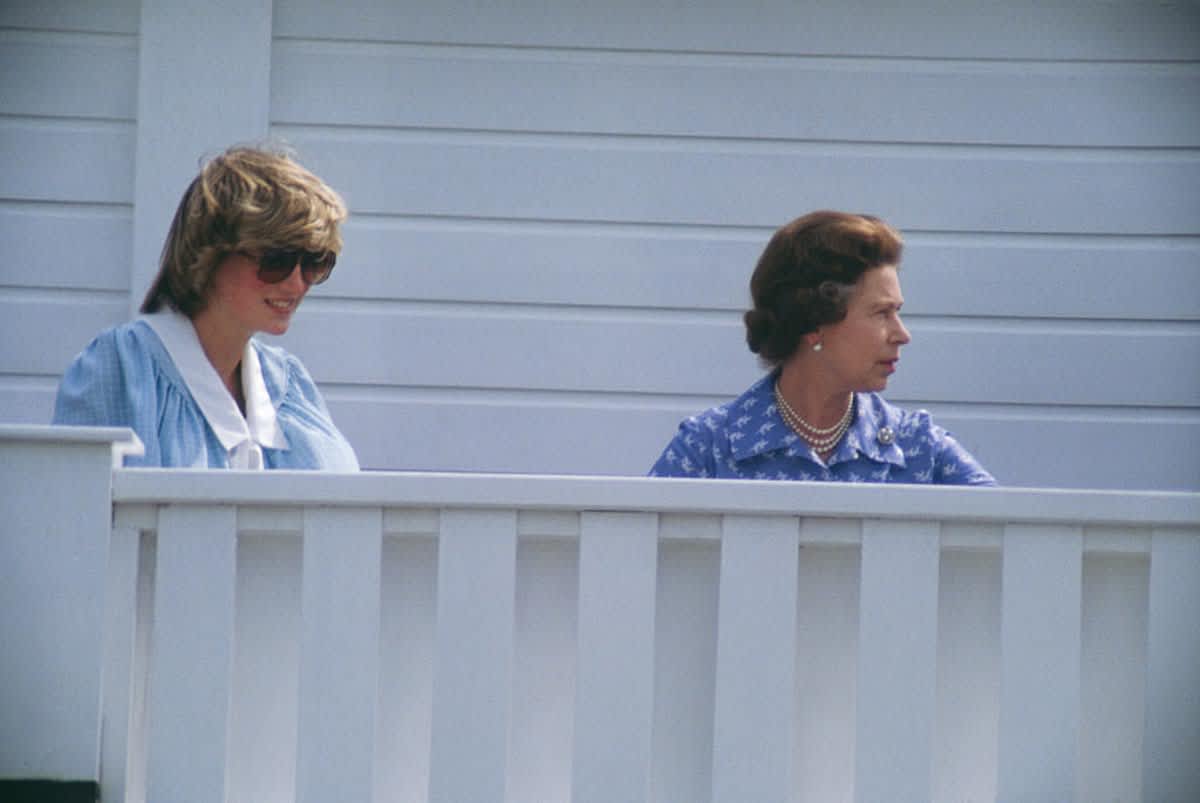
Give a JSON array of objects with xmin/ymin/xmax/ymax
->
[{"xmin": 53, "ymin": 313, "xmax": 359, "ymax": 470}]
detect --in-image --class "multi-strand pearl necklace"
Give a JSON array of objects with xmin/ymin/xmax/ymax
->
[{"xmin": 774, "ymin": 383, "xmax": 854, "ymax": 454}]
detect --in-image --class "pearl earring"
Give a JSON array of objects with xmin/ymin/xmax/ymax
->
[{"xmin": 813, "ymin": 342, "xmax": 823, "ymax": 352}]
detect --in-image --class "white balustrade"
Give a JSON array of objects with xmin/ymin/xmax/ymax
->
[
  {"xmin": 573, "ymin": 512, "xmax": 657, "ymax": 803},
  {"xmin": 711, "ymin": 515, "xmax": 799, "ymax": 803},
  {"xmin": 855, "ymin": 520, "xmax": 941, "ymax": 802},
  {"xmin": 997, "ymin": 525, "xmax": 1083, "ymax": 802},
  {"xmin": 146, "ymin": 504, "xmax": 238, "ymax": 803},
  {"xmin": 297, "ymin": 507, "xmax": 382, "ymax": 803},
  {"xmin": 2, "ymin": 426, "xmax": 1199, "ymax": 803}
]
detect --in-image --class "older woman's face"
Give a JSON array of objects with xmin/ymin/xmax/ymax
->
[
  {"xmin": 204, "ymin": 252, "xmax": 311, "ymax": 340},
  {"xmin": 814, "ymin": 265, "xmax": 911, "ymax": 393}
]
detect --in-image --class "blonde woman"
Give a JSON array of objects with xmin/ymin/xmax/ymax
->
[{"xmin": 53, "ymin": 145, "xmax": 358, "ymax": 470}]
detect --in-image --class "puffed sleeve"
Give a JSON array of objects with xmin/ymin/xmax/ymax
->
[
  {"xmin": 270, "ymin": 349, "xmax": 360, "ymax": 471},
  {"xmin": 52, "ymin": 325, "xmax": 162, "ymax": 466}
]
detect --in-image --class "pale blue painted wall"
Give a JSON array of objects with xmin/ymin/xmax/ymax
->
[{"xmin": 1, "ymin": 0, "xmax": 1198, "ymax": 489}]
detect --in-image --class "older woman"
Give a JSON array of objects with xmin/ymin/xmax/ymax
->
[
  {"xmin": 52, "ymin": 145, "xmax": 359, "ymax": 470},
  {"xmin": 650, "ymin": 210, "xmax": 995, "ymax": 485}
]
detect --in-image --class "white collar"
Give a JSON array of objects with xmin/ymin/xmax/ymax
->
[{"xmin": 142, "ymin": 310, "xmax": 288, "ymax": 466}]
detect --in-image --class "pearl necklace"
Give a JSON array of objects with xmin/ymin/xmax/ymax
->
[{"xmin": 774, "ymin": 384, "xmax": 854, "ymax": 453}]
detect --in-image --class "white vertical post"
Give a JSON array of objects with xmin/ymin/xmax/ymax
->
[
  {"xmin": 572, "ymin": 512, "xmax": 658, "ymax": 803},
  {"xmin": 100, "ymin": 520, "xmax": 142, "ymax": 803},
  {"xmin": 0, "ymin": 427, "xmax": 128, "ymax": 782},
  {"xmin": 711, "ymin": 515, "xmax": 799, "ymax": 803},
  {"xmin": 1143, "ymin": 527, "xmax": 1200, "ymax": 801},
  {"xmin": 133, "ymin": 0, "xmax": 271, "ymax": 313},
  {"xmin": 996, "ymin": 524, "xmax": 1082, "ymax": 803},
  {"xmin": 296, "ymin": 507, "xmax": 383, "ymax": 803},
  {"xmin": 855, "ymin": 520, "xmax": 941, "ymax": 803},
  {"xmin": 429, "ymin": 509, "xmax": 517, "ymax": 803},
  {"xmin": 146, "ymin": 504, "xmax": 238, "ymax": 803}
]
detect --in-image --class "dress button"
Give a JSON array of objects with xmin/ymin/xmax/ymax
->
[{"xmin": 877, "ymin": 426, "xmax": 895, "ymax": 446}]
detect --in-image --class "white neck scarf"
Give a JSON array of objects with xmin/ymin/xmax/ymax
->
[{"xmin": 142, "ymin": 310, "xmax": 288, "ymax": 469}]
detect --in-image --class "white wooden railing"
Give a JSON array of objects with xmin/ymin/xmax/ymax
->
[{"xmin": 2, "ymin": 426, "xmax": 1199, "ymax": 803}]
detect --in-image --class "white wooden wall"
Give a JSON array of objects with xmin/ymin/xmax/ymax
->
[{"xmin": 1, "ymin": 1, "xmax": 1198, "ymax": 489}]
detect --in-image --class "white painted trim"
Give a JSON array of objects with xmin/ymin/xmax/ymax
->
[{"xmin": 111, "ymin": 470, "xmax": 1200, "ymax": 528}]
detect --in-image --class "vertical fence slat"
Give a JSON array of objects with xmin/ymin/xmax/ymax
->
[
  {"xmin": 855, "ymin": 520, "xmax": 940, "ymax": 803},
  {"xmin": 295, "ymin": 507, "xmax": 383, "ymax": 803},
  {"xmin": 429, "ymin": 509, "xmax": 518, "ymax": 803},
  {"xmin": 996, "ymin": 524, "xmax": 1082, "ymax": 803},
  {"xmin": 100, "ymin": 522, "xmax": 141, "ymax": 803},
  {"xmin": 572, "ymin": 512, "xmax": 658, "ymax": 803},
  {"xmin": 711, "ymin": 515, "xmax": 799, "ymax": 803},
  {"xmin": 146, "ymin": 504, "xmax": 237, "ymax": 803},
  {"xmin": 1143, "ymin": 527, "xmax": 1200, "ymax": 801}
]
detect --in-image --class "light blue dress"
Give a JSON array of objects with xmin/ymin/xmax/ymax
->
[
  {"xmin": 650, "ymin": 373, "xmax": 996, "ymax": 485},
  {"xmin": 52, "ymin": 314, "xmax": 359, "ymax": 470}
]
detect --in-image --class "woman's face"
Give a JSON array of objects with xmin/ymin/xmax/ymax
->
[
  {"xmin": 812, "ymin": 265, "xmax": 911, "ymax": 393},
  {"xmin": 204, "ymin": 252, "xmax": 311, "ymax": 340}
]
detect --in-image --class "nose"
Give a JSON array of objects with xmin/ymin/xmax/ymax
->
[{"xmin": 893, "ymin": 315, "xmax": 911, "ymax": 345}]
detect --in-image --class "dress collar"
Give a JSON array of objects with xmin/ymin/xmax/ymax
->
[
  {"xmin": 141, "ymin": 310, "xmax": 288, "ymax": 462},
  {"xmin": 836, "ymin": 393, "xmax": 906, "ymax": 469},
  {"xmin": 728, "ymin": 373, "xmax": 906, "ymax": 469}
]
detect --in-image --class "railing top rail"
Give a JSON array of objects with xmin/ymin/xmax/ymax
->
[
  {"xmin": 2, "ymin": 423, "xmax": 139, "ymax": 447},
  {"xmin": 112, "ymin": 468, "xmax": 1200, "ymax": 528},
  {"xmin": 1, "ymin": 423, "xmax": 144, "ymax": 464}
]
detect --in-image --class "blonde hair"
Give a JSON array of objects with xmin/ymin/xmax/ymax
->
[{"xmin": 140, "ymin": 145, "xmax": 348, "ymax": 316}]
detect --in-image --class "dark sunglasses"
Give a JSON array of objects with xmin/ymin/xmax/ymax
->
[{"xmin": 241, "ymin": 248, "xmax": 337, "ymax": 285}]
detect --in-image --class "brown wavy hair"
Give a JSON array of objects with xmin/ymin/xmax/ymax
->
[
  {"xmin": 743, "ymin": 210, "xmax": 903, "ymax": 366},
  {"xmin": 140, "ymin": 145, "xmax": 348, "ymax": 317}
]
